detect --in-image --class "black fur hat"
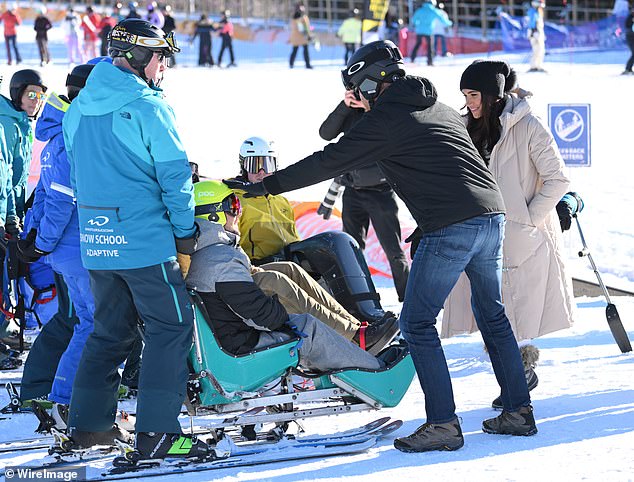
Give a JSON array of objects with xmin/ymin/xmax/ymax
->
[{"xmin": 460, "ymin": 60, "xmax": 517, "ymax": 98}]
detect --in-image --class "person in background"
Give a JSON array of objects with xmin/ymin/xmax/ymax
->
[
  {"xmin": 125, "ymin": 1, "xmax": 141, "ymax": 19},
  {"xmin": 289, "ymin": 3, "xmax": 312, "ymax": 69},
  {"xmin": 161, "ymin": 5, "xmax": 177, "ymax": 67},
  {"xmin": 63, "ymin": 19, "xmax": 202, "ymax": 456},
  {"xmin": 319, "ymin": 91, "xmax": 410, "ymax": 303},
  {"xmin": 613, "ymin": 0, "xmax": 630, "ymax": 33},
  {"xmin": 64, "ymin": 7, "xmax": 84, "ymax": 64},
  {"xmin": 432, "ymin": 2, "xmax": 452, "ymax": 57},
  {"xmin": 527, "ymin": 0, "xmax": 546, "ymax": 72},
  {"xmin": 81, "ymin": 6, "xmax": 101, "ymax": 60},
  {"xmin": 191, "ymin": 14, "xmax": 215, "ymax": 67},
  {"xmin": 1, "ymin": 3, "xmax": 22, "ymax": 65},
  {"xmin": 34, "ymin": 7, "xmax": 53, "ymax": 66},
  {"xmin": 445, "ymin": 60, "xmax": 575, "ymax": 409},
  {"xmin": 410, "ymin": 0, "xmax": 450, "ymax": 66},
  {"xmin": 98, "ymin": 9, "xmax": 118, "ymax": 57},
  {"xmin": 337, "ymin": 8, "xmax": 361, "ymax": 65},
  {"xmin": 146, "ymin": 1, "xmax": 164, "ymax": 28},
  {"xmin": 622, "ymin": 4, "xmax": 634, "ymax": 74},
  {"xmin": 112, "ymin": 2, "xmax": 125, "ymax": 22},
  {"xmin": 217, "ymin": 10, "xmax": 236, "ymax": 67},
  {"xmin": 228, "ymin": 40, "xmax": 537, "ymax": 452}
]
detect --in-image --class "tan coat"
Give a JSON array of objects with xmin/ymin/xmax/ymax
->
[
  {"xmin": 289, "ymin": 14, "xmax": 310, "ymax": 46},
  {"xmin": 442, "ymin": 95, "xmax": 575, "ymax": 342}
]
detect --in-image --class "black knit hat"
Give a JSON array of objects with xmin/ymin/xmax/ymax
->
[{"xmin": 459, "ymin": 60, "xmax": 517, "ymax": 98}]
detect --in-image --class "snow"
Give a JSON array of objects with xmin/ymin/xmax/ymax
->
[{"xmin": 1, "ymin": 25, "xmax": 633, "ymax": 482}]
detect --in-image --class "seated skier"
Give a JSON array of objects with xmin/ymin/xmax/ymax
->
[
  {"xmin": 224, "ymin": 136, "xmax": 401, "ymax": 328},
  {"xmin": 185, "ymin": 180, "xmax": 384, "ymax": 372}
]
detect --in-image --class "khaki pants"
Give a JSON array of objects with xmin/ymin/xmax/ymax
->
[{"xmin": 253, "ymin": 261, "xmax": 360, "ymax": 341}]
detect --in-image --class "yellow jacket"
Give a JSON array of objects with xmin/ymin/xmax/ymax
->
[
  {"xmin": 338, "ymin": 17, "xmax": 361, "ymax": 44},
  {"xmin": 235, "ymin": 190, "xmax": 301, "ymax": 261}
]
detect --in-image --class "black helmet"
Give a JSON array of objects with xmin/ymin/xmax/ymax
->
[
  {"xmin": 9, "ymin": 69, "xmax": 47, "ymax": 108},
  {"xmin": 108, "ymin": 18, "xmax": 179, "ymax": 80},
  {"xmin": 341, "ymin": 40, "xmax": 405, "ymax": 101},
  {"xmin": 66, "ymin": 64, "xmax": 96, "ymax": 101}
]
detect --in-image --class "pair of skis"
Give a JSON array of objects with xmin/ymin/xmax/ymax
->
[{"xmin": 3, "ymin": 417, "xmax": 401, "ymax": 481}]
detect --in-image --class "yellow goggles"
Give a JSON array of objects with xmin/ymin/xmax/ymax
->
[{"xmin": 26, "ymin": 91, "xmax": 47, "ymax": 101}]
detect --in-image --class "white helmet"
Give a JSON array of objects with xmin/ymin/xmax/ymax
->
[{"xmin": 239, "ymin": 136, "xmax": 278, "ymax": 174}]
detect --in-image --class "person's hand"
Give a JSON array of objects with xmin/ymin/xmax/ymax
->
[
  {"xmin": 222, "ymin": 179, "xmax": 268, "ymax": 198},
  {"xmin": 175, "ymin": 223, "xmax": 200, "ymax": 255},
  {"xmin": 344, "ymin": 89, "xmax": 366, "ymax": 110},
  {"xmin": 556, "ymin": 192, "xmax": 584, "ymax": 232},
  {"xmin": 316, "ymin": 202, "xmax": 333, "ymax": 220},
  {"xmin": 17, "ymin": 230, "xmax": 49, "ymax": 263},
  {"xmin": 5, "ymin": 220, "xmax": 22, "ymax": 238}
]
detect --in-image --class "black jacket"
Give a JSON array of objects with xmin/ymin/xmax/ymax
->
[
  {"xmin": 319, "ymin": 101, "xmax": 388, "ymax": 189},
  {"xmin": 264, "ymin": 76, "xmax": 505, "ymax": 234}
]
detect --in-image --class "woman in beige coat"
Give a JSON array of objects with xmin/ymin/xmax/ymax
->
[
  {"xmin": 444, "ymin": 60, "xmax": 576, "ymax": 408},
  {"xmin": 289, "ymin": 3, "xmax": 313, "ymax": 69}
]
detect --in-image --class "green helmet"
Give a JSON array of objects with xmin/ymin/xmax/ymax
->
[{"xmin": 194, "ymin": 180, "xmax": 241, "ymax": 225}]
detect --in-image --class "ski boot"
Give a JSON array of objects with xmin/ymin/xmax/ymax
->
[
  {"xmin": 32, "ymin": 401, "xmax": 67, "ymax": 433},
  {"xmin": 69, "ymin": 424, "xmax": 134, "ymax": 449}
]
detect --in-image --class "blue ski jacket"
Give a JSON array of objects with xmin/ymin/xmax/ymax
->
[
  {"xmin": 31, "ymin": 93, "xmax": 82, "ymax": 273},
  {"xmin": 62, "ymin": 61, "xmax": 195, "ymax": 270},
  {"xmin": 0, "ymin": 95, "xmax": 33, "ymax": 225},
  {"xmin": 411, "ymin": 3, "xmax": 451, "ymax": 36}
]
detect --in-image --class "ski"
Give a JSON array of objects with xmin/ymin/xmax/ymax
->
[{"xmin": 99, "ymin": 436, "xmax": 379, "ymax": 481}]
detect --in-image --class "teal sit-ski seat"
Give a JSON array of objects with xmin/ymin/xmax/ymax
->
[{"xmin": 188, "ymin": 293, "xmax": 300, "ymax": 406}]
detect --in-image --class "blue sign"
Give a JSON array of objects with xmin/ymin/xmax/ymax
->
[{"xmin": 548, "ymin": 104, "xmax": 591, "ymax": 167}]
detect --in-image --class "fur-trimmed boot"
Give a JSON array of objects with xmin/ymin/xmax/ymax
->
[{"xmin": 492, "ymin": 344, "xmax": 540, "ymax": 410}]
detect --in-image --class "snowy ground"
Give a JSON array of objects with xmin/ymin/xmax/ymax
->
[{"xmin": 0, "ymin": 25, "xmax": 633, "ymax": 482}]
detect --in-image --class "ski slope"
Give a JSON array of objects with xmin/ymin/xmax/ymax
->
[{"xmin": 0, "ymin": 23, "xmax": 633, "ymax": 482}]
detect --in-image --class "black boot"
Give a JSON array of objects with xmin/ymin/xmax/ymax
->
[
  {"xmin": 135, "ymin": 432, "xmax": 211, "ymax": 459},
  {"xmin": 394, "ymin": 418, "xmax": 464, "ymax": 452},
  {"xmin": 482, "ymin": 405, "xmax": 537, "ymax": 436},
  {"xmin": 70, "ymin": 425, "xmax": 134, "ymax": 448},
  {"xmin": 492, "ymin": 344, "xmax": 539, "ymax": 409},
  {"xmin": 353, "ymin": 312, "xmax": 400, "ymax": 355}
]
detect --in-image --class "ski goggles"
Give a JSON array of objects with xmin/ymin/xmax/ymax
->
[
  {"xmin": 240, "ymin": 156, "xmax": 278, "ymax": 174},
  {"xmin": 26, "ymin": 91, "xmax": 47, "ymax": 101},
  {"xmin": 195, "ymin": 193, "xmax": 242, "ymax": 219}
]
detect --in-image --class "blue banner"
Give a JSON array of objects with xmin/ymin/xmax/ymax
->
[
  {"xmin": 548, "ymin": 104, "xmax": 591, "ymax": 167},
  {"xmin": 499, "ymin": 12, "xmax": 625, "ymax": 51}
]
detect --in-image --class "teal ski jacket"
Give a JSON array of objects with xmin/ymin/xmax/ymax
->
[
  {"xmin": 0, "ymin": 95, "xmax": 33, "ymax": 226},
  {"xmin": 62, "ymin": 61, "xmax": 195, "ymax": 270}
]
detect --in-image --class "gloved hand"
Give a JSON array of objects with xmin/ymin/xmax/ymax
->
[
  {"xmin": 176, "ymin": 253, "xmax": 191, "ymax": 278},
  {"xmin": 556, "ymin": 192, "xmax": 584, "ymax": 232},
  {"xmin": 222, "ymin": 179, "xmax": 268, "ymax": 198},
  {"xmin": 404, "ymin": 227, "xmax": 423, "ymax": 259},
  {"xmin": 175, "ymin": 223, "xmax": 200, "ymax": 255},
  {"xmin": 316, "ymin": 202, "xmax": 333, "ymax": 220},
  {"xmin": 5, "ymin": 219, "xmax": 22, "ymax": 238},
  {"xmin": 17, "ymin": 230, "xmax": 50, "ymax": 263}
]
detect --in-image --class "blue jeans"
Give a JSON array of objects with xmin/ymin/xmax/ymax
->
[{"xmin": 399, "ymin": 214, "xmax": 530, "ymax": 423}]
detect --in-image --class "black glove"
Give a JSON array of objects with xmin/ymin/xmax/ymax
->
[
  {"xmin": 17, "ymin": 230, "xmax": 50, "ymax": 263},
  {"xmin": 405, "ymin": 227, "xmax": 423, "ymax": 259},
  {"xmin": 316, "ymin": 202, "xmax": 333, "ymax": 220},
  {"xmin": 222, "ymin": 179, "xmax": 268, "ymax": 198},
  {"xmin": 555, "ymin": 200, "xmax": 573, "ymax": 231},
  {"xmin": 175, "ymin": 223, "xmax": 200, "ymax": 255},
  {"xmin": 5, "ymin": 220, "xmax": 22, "ymax": 238}
]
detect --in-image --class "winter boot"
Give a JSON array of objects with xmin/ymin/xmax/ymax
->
[
  {"xmin": 393, "ymin": 418, "xmax": 464, "ymax": 453},
  {"xmin": 354, "ymin": 312, "xmax": 400, "ymax": 355},
  {"xmin": 70, "ymin": 424, "xmax": 134, "ymax": 448},
  {"xmin": 135, "ymin": 432, "xmax": 211, "ymax": 459},
  {"xmin": 482, "ymin": 405, "xmax": 537, "ymax": 436},
  {"xmin": 492, "ymin": 344, "xmax": 539, "ymax": 409}
]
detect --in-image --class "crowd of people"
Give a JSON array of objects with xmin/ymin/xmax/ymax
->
[{"xmin": 0, "ymin": 9, "xmax": 588, "ymax": 465}]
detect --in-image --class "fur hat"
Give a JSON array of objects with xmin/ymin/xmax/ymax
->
[{"xmin": 460, "ymin": 60, "xmax": 518, "ymax": 99}]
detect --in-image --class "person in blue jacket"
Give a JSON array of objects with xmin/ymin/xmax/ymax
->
[
  {"xmin": 0, "ymin": 69, "xmax": 47, "ymax": 343},
  {"xmin": 61, "ymin": 19, "xmax": 207, "ymax": 458},
  {"xmin": 410, "ymin": 0, "xmax": 452, "ymax": 66},
  {"xmin": 17, "ymin": 63, "xmax": 100, "ymax": 424}
]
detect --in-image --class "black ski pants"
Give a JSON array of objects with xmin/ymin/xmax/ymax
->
[
  {"xmin": 342, "ymin": 187, "xmax": 410, "ymax": 302},
  {"xmin": 410, "ymin": 34, "xmax": 433, "ymax": 66},
  {"xmin": 344, "ymin": 42, "xmax": 356, "ymax": 64},
  {"xmin": 218, "ymin": 36, "xmax": 234, "ymax": 65},
  {"xmin": 290, "ymin": 45, "xmax": 311, "ymax": 68},
  {"xmin": 68, "ymin": 261, "xmax": 193, "ymax": 434}
]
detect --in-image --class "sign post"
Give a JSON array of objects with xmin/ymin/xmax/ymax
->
[{"xmin": 547, "ymin": 104, "xmax": 591, "ymax": 167}]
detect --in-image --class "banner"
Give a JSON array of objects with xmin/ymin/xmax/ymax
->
[
  {"xmin": 362, "ymin": 0, "xmax": 390, "ymax": 34},
  {"xmin": 499, "ymin": 12, "xmax": 625, "ymax": 51}
]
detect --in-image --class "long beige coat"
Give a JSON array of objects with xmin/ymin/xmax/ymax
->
[
  {"xmin": 290, "ymin": 14, "xmax": 310, "ymax": 46},
  {"xmin": 442, "ymin": 95, "xmax": 575, "ymax": 342}
]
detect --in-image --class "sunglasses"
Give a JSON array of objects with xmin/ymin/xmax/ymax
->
[
  {"xmin": 194, "ymin": 194, "xmax": 242, "ymax": 219},
  {"xmin": 241, "ymin": 156, "xmax": 277, "ymax": 174},
  {"xmin": 26, "ymin": 91, "xmax": 47, "ymax": 101}
]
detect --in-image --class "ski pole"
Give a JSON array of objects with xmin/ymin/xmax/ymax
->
[{"xmin": 574, "ymin": 214, "xmax": 632, "ymax": 353}]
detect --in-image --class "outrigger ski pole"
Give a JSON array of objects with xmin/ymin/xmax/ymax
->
[{"xmin": 574, "ymin": 215, "xmax": 632, "ymax": 353}]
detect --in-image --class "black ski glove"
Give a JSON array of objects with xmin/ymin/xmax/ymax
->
[
  {"xmin": 175, "ymin": 223, "xmax": 200, "ymax": 255},
  {"xmin": 222, "ymin": 179, "xmax": 268, "ymax": 198},
  {"xmin": 405, "ymin": 227, "xmax": 423, "ymax": 259},
  {"xmin": 556, "ymin": 192, "xmax": 584, "ymax": 232},
  {"xmin": 17, "ymin": 230, "xmax": 50, "ymax": 263}
]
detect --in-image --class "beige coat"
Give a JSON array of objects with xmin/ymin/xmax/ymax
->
[
  {"xmin": 290, "ymin": 14, "xmax": 310, "ymax": 46},
  {"xmin": 442, "ymin": 95, "xmax": 575, "ymax": 342}
]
